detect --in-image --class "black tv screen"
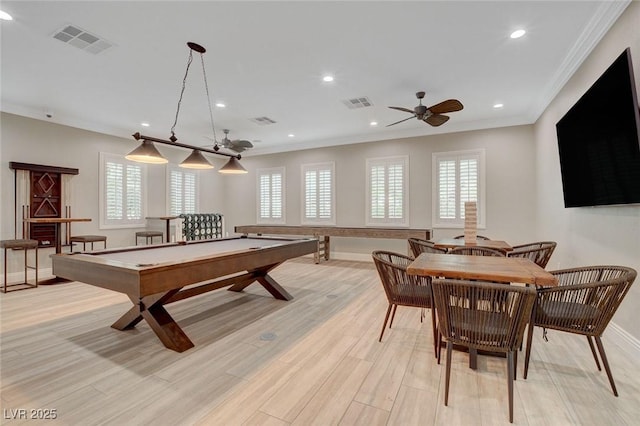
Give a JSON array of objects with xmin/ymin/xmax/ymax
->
[{"xmin": 556, "ymin": 48, "xmax": 640, "ymax": 208}]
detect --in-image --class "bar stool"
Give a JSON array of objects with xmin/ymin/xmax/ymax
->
[
  {"xmin": 135, "ymin": 231, "xmax": 163, "ymax": 245},
  {"xmin": 70, "ymin": 235, "xmax": 107, "ymax": 252},
  {"xmin": 1, "ymin": 239, "xmax": 38, "ymax": 293}
]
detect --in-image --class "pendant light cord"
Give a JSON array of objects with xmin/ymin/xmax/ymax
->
[
  {"xmin": 170, "ymin": 49, "xmax": 194, "ymax": 140},
  {"xmin": 199, "ymin": 52, "xmax": 218, "ymax": 144},
  {"xmin": 169, "ymin": 48, "xmax": 218, "ymax": 144}
]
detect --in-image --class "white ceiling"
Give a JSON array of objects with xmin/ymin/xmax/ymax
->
[{"xmin": 0, "ymin": 1, "xmax": 629, "ymax": 156}]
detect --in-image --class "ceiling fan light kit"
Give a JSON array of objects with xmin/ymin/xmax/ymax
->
[
  {"xmin": 126, "ymin": 42, "xmax": 247, "ymax": 174},
  {"xmin": 387, "ymin": 91, "xmax": 463, "ymax": 127}
]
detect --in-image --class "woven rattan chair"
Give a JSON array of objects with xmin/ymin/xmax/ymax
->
[
  {"xmin": 408, "ymin": 237, "xmax": 447, "ymax": 258},
  {"xmin": 449, "ymin": 246, "xmax": 506, "ymax": 257},
  {"xmin": 453, "ymin": 234, "xmax": 490, "ymax": 240},
  {"xmin": 372, "ymin": 250, "xmax": 438, "ymax": 358},
  {"xmin": 507, "ymin": 241, "xmax": 556, "ymax": 268},
  {"xmin": 524, "ymin": 265, "xmax": 636, "ymax": 396},
  {"xmin": 432, "ymin": 279, "xmax": 536, "ymax": 423}
]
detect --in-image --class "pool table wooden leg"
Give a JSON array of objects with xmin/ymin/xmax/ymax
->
[
  {"xmin": 141, "ymin": 302, "xmax": 194, "ymax": 352},
  {"xmin": 111, "ymin": 293, "xmax": 167, "ymax": 330},
  {"xmin": 257, "ymin": 273, "xmax": 293, "ymax": 301},
  {"xmin": 111, "ymin": 290, "xmax": 194, "ymax": 352},
  {"xmin": 227, "ymin": 263, "xmax": 293, "ymax": 301}
]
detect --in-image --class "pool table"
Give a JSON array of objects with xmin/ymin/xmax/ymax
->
[{"xmin": 51, "ymin": 236, "xmax": 318, "ymax": 352}]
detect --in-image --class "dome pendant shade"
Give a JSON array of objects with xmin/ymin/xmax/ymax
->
[
  {"xmin": 180, "ymin": 149, "xmax": 214, "ymax": 169},
  {"xmin": 219, "ymin": 156, "xmax": 248, "ymax": 174},
  {"xmin": 125, "ymin": 140, "xmax": 168, "ymax": 164}
]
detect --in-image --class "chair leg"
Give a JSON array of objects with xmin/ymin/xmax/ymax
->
[
  {"xmin": 594, "ymin": 336, "xmax": 618, "ymax": 397},
  {"xmin": 514, "ymin": 350, "xmax": 518, "ymax": 381},
  {"xmin": 389, "ymin": 304, "xmax": 399, "ymax": 328},
  {"xmin": 444, "ymin": 341, "xmax": 453, "ymax": 406},
  {"xmin": 430, "ymin": 307, "xmax": 438, "ymax": 359},
  {"xmin": 507, "ymin": 351, "xmax": 515, "ymax": 423},
  {"xmin": 378, "ymin": 304, "xmax": 393, "ymax": 342},
  {"xmin": 586, "ymin": 336, "xmax": 602, "ymax": 371},
  {"xmin": 523, "ymin": 313, "xmax": 536, "ymax": 379},
  {"xmin": 437, "ymin": 331, "xmax": 443, "ymax": 365}
]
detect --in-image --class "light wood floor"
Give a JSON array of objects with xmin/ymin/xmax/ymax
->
[{"xmin": 1, "ymin": 258, "xmax": 638, "ymax": 425}]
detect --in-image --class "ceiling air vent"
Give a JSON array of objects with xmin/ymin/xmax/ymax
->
[
  {"xmin": 342, "ymin": 97, "xmax": 373, "ymax": 109},
  {"xmin": 251, "ymin": 116, "xmax": 277, "ymax": 125},
  {"xmin": 52, "ymin": 25, "xmax": 113, "ymax": 55}
]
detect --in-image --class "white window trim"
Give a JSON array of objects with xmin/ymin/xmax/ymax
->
[
  {"xmin": 99, "ymin": 152, "xmax": 147, "ymax": 229},
  {"xmin": 166, "ymin": 165, "xmax": 199, "ymax": 216},
  {"xmin": 256, "ymin": 166, "xmax": 286, "ymax": 224},
  {"xmin": 431, "ymin": 148, "xmax": 486, "ymax": 229},
  {"xmin": 301, "ymin": 161, "xmax": 336, "ymax": 225},
  {"xmin": 366, "ymin": 155, "xmax": 409, "ymax": 227}
]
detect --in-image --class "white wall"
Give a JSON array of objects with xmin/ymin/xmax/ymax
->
[{"xmin": 534, "ymin": 2, "xmax": 640, "ymax": 340}]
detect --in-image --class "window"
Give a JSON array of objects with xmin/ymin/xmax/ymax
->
[
  {"xmin": 257, "ymin": 167, "xmax": 285, "ymax": 224},
  {"xmin": 167, "ymin": 166, "xmax": 198, "ymax": 215},
  {"xmin": 366, "ymin": 156, "xmax": 408, "ymax": 226},
  {"xmin": 100, "ymin": 152, "xmax": 146, "ymax": 228},
  {"xmin": 432, "ymin": 149, "xmax": 485, "ymax": 228},
  {"xmin": 302, "ymin": 162, "xmax": 335, "ymax": 224}
]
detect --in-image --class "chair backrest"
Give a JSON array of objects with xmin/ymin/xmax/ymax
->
[
  {"xmin": 507, "ymin": 241, "xmax": 556, "ymax": 268},
  {"xmin": 372, "ymin": 250, "xmax": 432, "ymax": 306},
  {"xmin": 431, "ymin": 279, "xmax": 536, "ymax": 352},
  {"xmin": 449, "ymin": 246, "xmax": 506, "ymax": 257},
  {"xmin": 408, "ymin": 238, "xmax": 447, "ymax": 258},
  {"xmin": 539, "ymin": 265, "xmax": 637, "ymax": 335},
  {"xmin": 453, "ymin": 234, "xmax": 490, "ymax": 240}
]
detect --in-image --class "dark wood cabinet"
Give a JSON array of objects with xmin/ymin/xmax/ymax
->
[{"xmin": 9, "ymin": 162, "xmax": 79, "ymax": 247}]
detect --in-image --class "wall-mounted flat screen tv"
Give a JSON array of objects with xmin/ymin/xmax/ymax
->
[{"xmin": 556, "ymin": 48, "xmax": 640, "ymax": 208}]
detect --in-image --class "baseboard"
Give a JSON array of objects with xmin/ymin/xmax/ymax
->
[
  {"xmin": 604, "ymin": 321, "xmax": 640, "ymax": 360},
  {"xmin": 3, "ymin": 268, "xmax": 53, "ymax": 284}
]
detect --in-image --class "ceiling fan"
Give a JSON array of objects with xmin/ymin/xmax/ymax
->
[
  {"xmin": 387, "ymin": 91, "xmax": 463, "ymax": 127},
  {"xmin": 206, "ymin": 129, "xmax": 254, "ymax": 153}
]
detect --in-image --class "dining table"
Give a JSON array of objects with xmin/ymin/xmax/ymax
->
[{"xmin": 407, "ymin": 252, "xmax": 558, "ymax": 369}]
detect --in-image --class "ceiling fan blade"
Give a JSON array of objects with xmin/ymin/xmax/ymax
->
[
  {"xmin": 386, "ymin": 115, "xmax": 416, "ymax": 127},
  {"xmin": 428, "ymin": 99, "xmax": 464, "ymax": 114},
  {"xmin": 231, "ymin": 139, "xmax": 253, "ymax": 148},
  {"xmin": 424, "ymin": 114, "xmax": 450, "ymax": 127},
  {"xmin": 388, "ymin": 106, "xmax": 415, "ymax": 114}
]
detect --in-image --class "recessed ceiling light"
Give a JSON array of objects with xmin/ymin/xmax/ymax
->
[
  {"xmin": 141, "ymin": 122, "xmax": 150, "ymax": 127},
  {"xmin": 215, "ymin": 102, "xmax": 226, "ymax": 108},
  {"xmin": 370, "ymin": 121, "xmax": 378, "ymax": 126},
  {"xmin": 493, "ymin": 103, "xmax": 504, "ymax": 109},
  {"xmin": 0, "ymin": 10, "xmax": 13, "ymax": 21},
  {"xmin": 322, "ymin": 75, "xmax": 334, "ymax": 82},
  {"xmin": 288, "ymin": 134, "xmax": 295, "ymax": 138},
  {"xmin": 510, "ymin": 29, "xmax": 526, "ymax": 39}
]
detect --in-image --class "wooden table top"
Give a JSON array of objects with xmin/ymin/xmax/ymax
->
[
  {"xmin": 407, "ymin": 252, "xmax": 558, "ymax": 286},
  {"xmin": 145, "ymin": 216, "xmax": 180, "ymax": 220},
  {"xmin": 24, "ymin": 217, "xmax": 91, "ymax": 224},
  {"xmin": 434, "ymin": 238, "xmax": 513, "ymax": 252}
]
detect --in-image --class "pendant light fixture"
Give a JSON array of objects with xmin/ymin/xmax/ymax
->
[{"xmin": 126, "ymin": 42, "xmax": 247, "ymax": 174}]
